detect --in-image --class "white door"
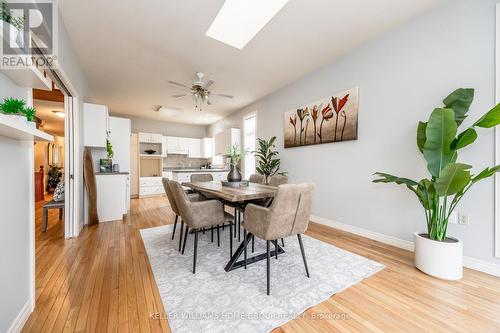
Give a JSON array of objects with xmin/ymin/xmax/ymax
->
[{"xmin": 130, "ymin": 133, "xmax": 139, "ymax": 197}]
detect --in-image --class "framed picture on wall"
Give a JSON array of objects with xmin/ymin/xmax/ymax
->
[{"xmin": 283, "ymin": 87, "xmax": 359, "ymax": 148}]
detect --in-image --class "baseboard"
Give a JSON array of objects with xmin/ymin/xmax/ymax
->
[
  {"xmin": 7, "ymin": 298, "xmax": 32, "ymax": 333},
  {"xmin": 310, "ymin": 215, "xmax": 500, "ymax": 277},
  {"xmin": 310, "ymin": 215, "xmax": 414, "ymax": 251}
]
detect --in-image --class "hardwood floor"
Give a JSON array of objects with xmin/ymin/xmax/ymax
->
[{"xmin": 23, "ymin": 196, "xmax": 500, "ymax": 332}]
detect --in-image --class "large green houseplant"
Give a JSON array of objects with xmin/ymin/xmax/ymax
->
[
  {"xmin": 253, "ymin": 136, "xmax": 286, "ymax": 185},
  {"xmin": 373, "ymin": 88, "xmax": 500, "ymax": 279}
]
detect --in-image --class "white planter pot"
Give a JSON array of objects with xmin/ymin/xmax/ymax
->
[
  {"xmin": 27, "ymin": 121, "xmax": 36, "ymax": 128},
  {"xmin": 414, "ymin": 232, "xmax": 463, "ymax": 280},
  {"xmin": 0, "ymin": 21, "xmax": 23, "ymax": 49}
]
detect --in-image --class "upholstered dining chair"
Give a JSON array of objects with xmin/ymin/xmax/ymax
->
[
  {"xmin": 249, "ymin": 174, "xmax": 265, "ymax": 184},
  {"xmin": 162, "ymin": 178, "xmax": 201, "ymax": 251},
  {"xmin": 243, "ymin": 183, "xmax": 315, "ymax": 295},
  {"xmin": 190, "ymin": 173, "xmax": 213, "ymax": 182},
  {"xmin": 170, "ymin": 180, "xmax": 234, "ymax": 273},
  {"xmin": 268, "ymin": 175, "xmax": 288, "ymax": 186}
]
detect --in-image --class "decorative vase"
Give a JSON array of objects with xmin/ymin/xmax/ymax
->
[
  {"xmin": 227, "ymin": 164, "xmax": 242, "ymax": 182},
  {"xmin": 414, "ymin": 232, "xmax": 463, "ymax": 280}
]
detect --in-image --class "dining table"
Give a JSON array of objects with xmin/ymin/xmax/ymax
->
[{"xmin": 182, "ymin": 180, "xmax": 283, "ymax": 272}]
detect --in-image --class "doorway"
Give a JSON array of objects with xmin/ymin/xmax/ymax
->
[{"xmin": 33, "ymin": 85, "xmax": 66, "ymax": 236}]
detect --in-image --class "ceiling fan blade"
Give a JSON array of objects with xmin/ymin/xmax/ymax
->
[
  {"xmin": 172, "ymin": 93, "xmax": 187, "ymax": 98},
  {"xmin": 204, "ymin": 79, "xmax": 215, "ymax": 88},
  {"xmin": 216, "ymin": 93, "xmax": 234, "ymax": 99},
  {"xmin": 168, "ymin": 80, "xmax": 188, "ymax": 88}
]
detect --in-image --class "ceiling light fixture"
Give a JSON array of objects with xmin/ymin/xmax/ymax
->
[
  {"xmin": 52, "ymin": 110, "xmax": 65, "ymax": 118},
  {"xmin": 206, "ymin": 0, "xmax": 289, "ymax": 49}
]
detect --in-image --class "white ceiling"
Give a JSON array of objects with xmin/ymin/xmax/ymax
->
[
  {"xmin": 59, "ymin": 0, "xmax": 444, "ymax": 125},
  {"xmin": 34, "ymin": 99, "xmax": 65, "ymax": 137}
]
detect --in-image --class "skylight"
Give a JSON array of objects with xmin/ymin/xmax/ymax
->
[{"xmin": 206, "ymin": 0, "xmax": 289, "ymax": 49}]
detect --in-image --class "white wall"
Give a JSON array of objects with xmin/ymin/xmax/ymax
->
[
  {"xmin": 0, "ymin": 73, "xmax": 33, "ymax": 332},
  {"xmin": 127, "ymin": 116, "xmax": 207, "ymax": 138},
  {"xmin": 208, "ymin": 0, "xmax": 500, "ymax": 266}
]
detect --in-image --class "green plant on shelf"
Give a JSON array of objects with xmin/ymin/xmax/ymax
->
[
  {"xmin": 0, "ymin": 0, "xmax": 24, "ymax": 30},
  {"xmin": 23, "ymin": 106, "xmax": 36, "ymax": 122},
  {"xmin": 0, "ymin": 97, "xmax": 26, "ymax": 115}
]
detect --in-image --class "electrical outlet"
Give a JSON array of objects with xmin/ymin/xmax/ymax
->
[
  {"xmin": 458, "ymin": 214, "xmax": 469, "ymax": 226},
  {"xmin": 449, "ymin": 212, "xmax": 458, "ymax": 224}
]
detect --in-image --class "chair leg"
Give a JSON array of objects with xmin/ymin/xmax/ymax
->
[
  {"xmin": 243, "ymin": 229, "xmax": 247, "ymax": 269},
  {"xmin": 229, "ymin": 221, "xmax": 233, "ymax": 258},
  {"xmin": 178, "ymin": 221, "xmax": 184, "ymax": 251},
  {"xmin": 203, "ymin": 227, "xmax": 205, "ymax": 234},
  {"xmin": 172, "ymin": 215, "xmax": 178, "ymax": 240},
  {"xmin": 238, "ymin": 212, "xmax": 241, "ymax": 242},
  {"xmin": 274, "ymin": 240, "xmax": 278, "ymax": 260},
  {"xmin": 297, "ymin": 234, "xmax": 310, "ymax": 278},
  {"xmin": 234, "ymin": 208, "xmax": 237, "ymax": 238},
  {"xmin": 217, "ymin": 225, "xmax": 220, "ymax": 247},
  {"xmin": 211, "ymin": 226, "xmax": 214, "ymax": 243},
  {"xmin": 281, "ymin": 238, "xmax": 285, "ymax": 247},
  {"xmin": 252, "ymin": 236, "xmax": 255, "ymax": 253},
  {"xmin": 182, "ymin": 226, "xmax": 189, "ymax": 254},
  {"xmin": 266, "ymin": 240, "xmax": 271, "ymax": 295},
  {"xmin": 193, "ymin": 229, "xmax": 198, "ymax": 274}
]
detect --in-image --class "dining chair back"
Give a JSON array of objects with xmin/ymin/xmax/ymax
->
[
  {"xmin": 248, "ymin": 174, "xmax": 265, "ymax": 184},
  {"xmin": 268, "ymin": 175, "xmax": 288, "ymax": 186},
  {"xmin": 191, "ymin": 173, "xmax": 214, "ymax": 182}
]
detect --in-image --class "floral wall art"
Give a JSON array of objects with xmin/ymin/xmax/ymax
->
[{"xmin": 284, "ymin": 87, "xmax": 359, "ymax": 148}]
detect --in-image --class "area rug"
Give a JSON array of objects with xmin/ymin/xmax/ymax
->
[{"xmin": 140, "ymin": 225, "xmax": 384, "ymax": 333}]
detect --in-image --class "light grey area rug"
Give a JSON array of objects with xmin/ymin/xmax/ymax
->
[{"xmin": 140, "ymin": 225, "xmax": 384, "ymax": 333}]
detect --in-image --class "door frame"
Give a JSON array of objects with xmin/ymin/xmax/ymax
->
[{"xmin": 495, "ymin": 3, "xmax": 500, "ymax": 258}]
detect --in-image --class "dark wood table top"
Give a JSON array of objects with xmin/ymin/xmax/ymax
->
[{"xmin": 183, "ymin": 181, "xmax": 278, "ymax": 202}]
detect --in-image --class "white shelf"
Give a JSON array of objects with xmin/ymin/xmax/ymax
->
[
  {"xmin": 139, "ymin": 154, "xmax": 163, "ymax": 158},
  {"xmin": 0, "ymin": 63, "xmax": 52, "ymax": 90},
  {"xmin": 0, "ymin": 116, "xmax": 53, "ymax": 142}
]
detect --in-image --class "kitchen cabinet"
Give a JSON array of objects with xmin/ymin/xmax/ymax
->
[
  {"xmin": 162, "ymin": 136, "xmax": 167, "ymax": 156},
  {"xmin": 188, "ymin": 138, "xmax": 202, "ymax": 158},
  {"xmin": 214, "ymin": 128, "xmax": 241, "ymax": 156},
  {"xmin": 138, "ymin": 132, "xmax": 163, "ymax": 143},
  {"xmin": 139, "ymin": 176, "xmax": 164, "ymax": 197},
  {"xmin": 83, "ymin": 103, "xmax": 108, "ymax": 148},
  {"xmin": 201, "ymin": 138, "xmax": 213, "ymax": 158},
  {"xmin": 166, "ymin": 136, "xmax": 189, "ymax": 154},
  {"xmin": 95, "ymin": 174, "xmax": 128, "ymax": 221}
]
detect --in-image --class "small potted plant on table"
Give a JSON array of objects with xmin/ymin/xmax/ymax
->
[
  {"xmin": 373, "ymin": 88, "xmax": 500, "ymax": 280},
  {"xmin": 227, "ymin": 144, "xmax": 245, "ymax": 182}
]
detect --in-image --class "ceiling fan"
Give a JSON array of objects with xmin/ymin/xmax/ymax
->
[{"xmin": 168, "ymin": 72, "xmax": 234, "ymax": 111}]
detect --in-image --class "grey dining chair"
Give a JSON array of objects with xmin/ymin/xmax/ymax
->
[
  {"xmin": 268, "ymin": 175, "xmax": 288, "ymax": 186},
  {"xmin": 190, "ymin": 173, "xmax": 214, "ymax": 182},
  {"xmin": 170, "ymin": 180, "xmax": 234, "ymax": 273},
  {"xmin": 162, "ymin": 178, "xmax": 201, "ymax": 250},
  {"xmin": 243, "ymin": 183, "xmax": 315, "ymax": 295},
  {"xmin": 249, "ymin": 174, "xmax": 265, "ymax": 184}
]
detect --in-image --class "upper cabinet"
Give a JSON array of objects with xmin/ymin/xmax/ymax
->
[
  {"xmin": 165, "ymin": 136, "xmax": 189, "ymax": 155},
  {"xmin": 201, "ymin": 138, "xmax": 213, "ymax": 158},
  {"xmin": 83, "ymin": 103, "xmax": 109, "ymax": 148},
  {"xmin": 214, "ymin": 128, "xmax": 241, "ymax": 156},
  {"xmin": 188, "ymin": 138, "xmax": 202, "ymax": 158},
  {"xmin": 138, "ymin": 132, "xmax": 162, "ymax": 143}
]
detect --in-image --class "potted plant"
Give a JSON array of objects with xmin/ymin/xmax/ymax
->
[
  {"xmin": 23, "ymin": 106, "xmax": 36, "ymax": 127},
  {"xmin": 227, "ymin": 144, "xmax": 245, "ymax": 182},
  {"xmin": 0, "ymin": 97, "xmax": 27, "ymax": 123},
  {"xmin": 253, "ymin": 136, "xmax": 287, "ymax": 185},
  {"xmin": 46, "ymin": 165, "xmax": 63, "ymax": 193},
  {"xmin": 373, "ymin": 88, "xmax": 500, "ymax": 280},
  {"xmin": 0, "ymin": 0, "xmax": 25, "ymax": 48}
]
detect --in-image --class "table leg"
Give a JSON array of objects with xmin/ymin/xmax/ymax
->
[{"xmin": 224, "ymin": 233, "xmax": 285, "ymax": 272}]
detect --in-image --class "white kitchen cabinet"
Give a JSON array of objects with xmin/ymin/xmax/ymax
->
[
  {"xmin": 139, "ymin": 176, "xmax": 164, "ymax": 197},
  {"xmin": 214, "ymin": 128, "xmax": 241, "ymax": 156},
  {"xmin": 83, "ymin": 103, "xmax": 108, "ymax": 148},
  {"xmin": 162, "ymin": 136, "xmax": 167, "ymax": 156},
  {"xmin": 138, "ymin": 132, "xmax": 163, "ymax": 143},
  {"xmin": 188, "ymin": 138, "xmax": 202, "ymax": 158},
  {"xmin": 166, "ymin": 136, "xmax": 189, "ymax": 154},
  {"xmin": 95, "ymin": 174, "xmax": 128, "ymax": 222},
  {"xmin": 108, "ymin": 117, "xmax": 131, "ymax": 173},
  {"xmin": 201, "ymin": 138, "xmax": 213, "ymax": 158}
]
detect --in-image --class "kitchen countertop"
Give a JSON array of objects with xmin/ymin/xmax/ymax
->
[
  {"xmin": 164, "ymin": 168, "xmax": 228, "ymax": 173},
  {"xmin": 95, "ymin": 172, "xmax": 130, "ymax": 175}
]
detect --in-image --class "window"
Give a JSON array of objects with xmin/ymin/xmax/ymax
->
[{"xmin": 243, "ymin": 113, "xmax": 256, "ymax": 179}]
